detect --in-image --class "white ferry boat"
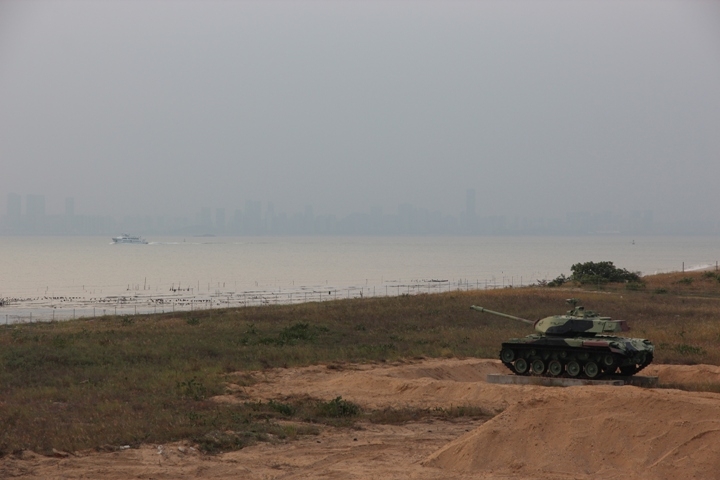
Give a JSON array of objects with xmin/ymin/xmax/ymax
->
[{"xmin": 112, "ymin": 233, "xmax": 148, "ymax": 244}]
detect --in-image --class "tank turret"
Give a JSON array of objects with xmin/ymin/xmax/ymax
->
[
  {"xmin": 471, "ymin": 299, "xmax": 630, "ymax": 336},
  {"xmin": 471, "ymin": 299, "xmax": 654, "ymax": 379}
]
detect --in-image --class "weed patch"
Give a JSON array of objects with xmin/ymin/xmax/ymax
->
[
  {"xmin": 315, "ymin": 396, "xmax": 361, "ymax": 418},
  {"xmin": 177, "ymin": 377, "xmax": 209, "ymax": 401},
  {"xmin": 673, "ymin": 344, "xmax": 706, "ymax": 356},
  {"xmin": 256, "ymin": 322, "xmax": 329, "ymax": 346}
]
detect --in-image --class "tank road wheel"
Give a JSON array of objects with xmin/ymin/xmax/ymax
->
[
  {"xmin": 513, "ymin": 358, "xmax": 529, "ymax": 375},
  {"xmin": 547, "ymin": 359, "xmax": 563, "ymax": 376},
  {"xmin": 602, "ymin": 354, "xmax": 615, "ymax": 368},
  {"xmin": 531, "ymin": 359, "xmax": 545, "ymax": 376},
  {"xmin": 566, "ymin": 360, "xmax": 581, "ymax": 377},
  {"xmin": 500, "ymin": 348, "xmax": 515, "ymax": 363},
  {"xmin": 584, "ymin": 361, "xmax": 600, "ymax": 379}
]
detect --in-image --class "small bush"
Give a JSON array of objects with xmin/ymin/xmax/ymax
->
[
  {"xmin": 700, "ymin": 271, "xmax": 720, "ymax": 282},
  {"xmin": 268, "ymin": 400, "xmax": 295, "ymax": 416},
  {"xmin": 547, "ymin": 274, "xmax": 568, "ymax": 287},
  {"xmin": 316, "ymin": 396, "xmax": 361, "ymax": 418},
  {"xmin": 177, "ymin": 377, "xmax": 208, "ymax": 401}
]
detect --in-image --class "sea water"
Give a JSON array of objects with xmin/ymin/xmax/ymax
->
[{"xmin": 0, "ymin": 235, "xmax": 717, "ymax": 322}]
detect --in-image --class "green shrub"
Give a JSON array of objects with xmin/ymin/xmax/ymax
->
[
  {"xmin": 177, "ymin": 377, "xmax": 208, "ymax": 401},
  {"xmin": 316, "ymin": 396, "xmax": 361, "ymax": 418},
  {"xmin": 547, "ymin": 274, "xmax": 568, "ymax": 287},
  {"xmin": 700, "ymin": 271, "xmax": 720, "ymax": 282},
  {"xmin": 268, "ymin": 400, "xmax": 295, "ymax": 416}
]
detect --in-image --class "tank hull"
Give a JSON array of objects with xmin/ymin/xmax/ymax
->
[{"xmin": 499, "ymin": 334, "xmax": 654, "ymax": 378}]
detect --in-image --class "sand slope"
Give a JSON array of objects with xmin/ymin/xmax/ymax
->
[
  {"xmin": 3, "ymin": 358, "xmax": 720, "ymax": 479},
  {"xmin": 424, "ymin": 385, "xmax": 720, "ymax": 479}
]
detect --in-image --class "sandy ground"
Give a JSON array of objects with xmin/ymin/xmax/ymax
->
[{"xmin": 4, "ymin": 358, "xmax": 720, "ymax": 479}]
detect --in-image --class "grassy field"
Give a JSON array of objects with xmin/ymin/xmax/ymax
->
[{"xmin": 1, "ymin": 269, "xmax": 720, "ymax": 455}]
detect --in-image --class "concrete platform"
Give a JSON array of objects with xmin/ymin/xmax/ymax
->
[
  {"xmin": 487, "ymin": 373, "xmax": 659, "ymax": 388},
  {"xmin": 606, "ymin": 375, "xmax": 659, "ymax": 388}
]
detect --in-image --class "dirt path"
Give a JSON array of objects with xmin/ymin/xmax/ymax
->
[{"xmin": 4, "ymin": 358, "xmax": 720, "ymax": 479}]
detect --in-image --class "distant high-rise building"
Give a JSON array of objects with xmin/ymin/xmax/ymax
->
[
  {"xmin": 215, "ymin": 208, "xmax": 226, "ymax": 231},
  {"xmin": 7, "ymin": 193, "xmax": 21, "ymax": 219},
  {"xmin": 198, "ymin": 207, "xmax": 212, "ymax": 229},
  {"xmin": 244, "ymin": 200, "xmax": 262, "ymax": 234},
  {"xmin": 303, "ymin": 205, "xmax": 315, "ymax": 234},
  {"xmin": 5, "ymin": 193, "xmax": 22, "ymax": 230},
  {"xmin": 466, "ymin": 188, "xmax": 476, "ymax": 218},
  {"xmin": 65, "ymin": 197, "xmax": 75, "ymax": 217},
  {"xmin": 398, "ymin": 203, "xmax": 416, "ymax": 233}
]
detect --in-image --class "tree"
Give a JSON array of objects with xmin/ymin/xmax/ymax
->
[{"xmin": 570, "ymin": 261, "xmax": 641, "ymax": 285}]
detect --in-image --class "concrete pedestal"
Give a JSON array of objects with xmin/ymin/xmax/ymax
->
[{"xmin": 486, "ymin": 373, "xmax": 658, "ymax": 388}]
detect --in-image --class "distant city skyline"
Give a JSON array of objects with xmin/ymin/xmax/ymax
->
[
  {"xmin": 2, "ymin": 1, "xmax": 719, "ymax": 235},
  {"xmin": 2, "ymin": 189, "xmax": 712, "ymax": 236}
]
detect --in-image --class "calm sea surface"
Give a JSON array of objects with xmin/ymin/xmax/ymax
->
[{"xmin": 1, "ymin": 235, "xmax": 718, "ymax": 321}]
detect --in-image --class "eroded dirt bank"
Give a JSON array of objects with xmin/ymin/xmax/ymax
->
[{"xmin": 3, "ymin": 358, "xmax": 720, "ymax": 480}]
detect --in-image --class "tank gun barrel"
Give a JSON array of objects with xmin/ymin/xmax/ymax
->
[{"xmin": 470, "ymin": 305, "xmax": 535, "ymax": 325}]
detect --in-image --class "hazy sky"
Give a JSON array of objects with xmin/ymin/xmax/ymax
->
[{"xmin": 1, "ymin": 0, "xmax": 719, "ymax": 223}]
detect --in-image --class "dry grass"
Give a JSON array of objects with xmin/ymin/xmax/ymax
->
[{"xmin": 1, "ymin": 269, "xmax": 720, "ymax": 455}]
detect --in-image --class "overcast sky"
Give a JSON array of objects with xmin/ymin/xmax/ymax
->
[{"xmin": 1, "ymin": 0, "xmax": 719, "ymax": 224}]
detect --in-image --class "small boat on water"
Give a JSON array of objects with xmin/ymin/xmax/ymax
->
[{"xmin": 112, "ymin": 233, "xmax": 148, "ymax": 244}]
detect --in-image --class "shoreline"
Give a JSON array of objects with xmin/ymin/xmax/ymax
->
[
  {"xmin": 0, "ymin": 279, "xmax": 492, "ymax": 324},
  {"xmin": 2, "ymin": 263, "xmax": 718, "ymax": 325}
]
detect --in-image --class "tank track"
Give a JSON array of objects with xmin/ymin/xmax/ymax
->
[{"xmin": 499, "ymin": 345, "xmax": 653, "ymax": 379}]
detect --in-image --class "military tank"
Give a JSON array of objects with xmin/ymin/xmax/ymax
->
[{"xmin": 471, "ymin": 299, "xmax": 654, "ymax": 378}]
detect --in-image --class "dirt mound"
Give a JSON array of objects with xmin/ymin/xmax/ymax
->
[
  {"xmin": 5, "ymin": 359, "xmax": 720, "ymax": 479},
  {"xmin": 647, "ymin": 363, "xmax": 720, "ymax": 387},
  {"xmin": 424, "ymin": 386, "xmax": 720, "ymax": 479}
]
